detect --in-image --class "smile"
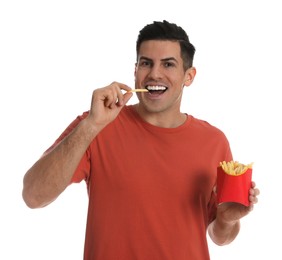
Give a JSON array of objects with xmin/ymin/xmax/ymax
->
[{"xmin": 145, "ymin": 85, "xmax": 168, "ymax": 94}]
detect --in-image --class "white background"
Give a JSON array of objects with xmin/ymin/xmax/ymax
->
[{"xmin": 1, "ymin": 0, "xmax": 281, "ymax": 259}]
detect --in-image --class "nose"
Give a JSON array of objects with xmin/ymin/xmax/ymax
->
[{"xmin": 147, "ymin": 64, "xmax": 163, "ymax": 80}]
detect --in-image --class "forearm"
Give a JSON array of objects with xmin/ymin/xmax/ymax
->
[
  {"xmin": 22, "ymin": 119, "xmax": 100, "ymax": 208},
  {"xmin": 208, "ymin": 218, "xmax": 240, "ymax": 246}
]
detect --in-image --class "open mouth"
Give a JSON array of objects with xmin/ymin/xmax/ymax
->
[{"xmin": 145, "ymin": 85, "xmax": 168, "ymax": 95}]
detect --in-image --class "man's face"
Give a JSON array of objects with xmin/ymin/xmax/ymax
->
[{"xmin": 134, "ymin": 40, "xmax": 193, "ymax": 114}]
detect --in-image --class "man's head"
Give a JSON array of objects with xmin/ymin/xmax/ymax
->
[{"xmin": 136, "ymin": 20, "xmax": 195, "ymax": 71}]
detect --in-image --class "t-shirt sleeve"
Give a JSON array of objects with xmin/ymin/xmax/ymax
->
[{"xmin": 43, "ymin": 111, "xmax": 91, "ymax": 185}]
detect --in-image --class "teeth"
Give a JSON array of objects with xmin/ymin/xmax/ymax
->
[{"xmin": 146, "ymin": 85, "xmax": 167, "ymax": 91}]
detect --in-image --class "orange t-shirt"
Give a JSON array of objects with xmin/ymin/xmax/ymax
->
[{"xmin": 51, "ymin": 105, "xmax": 232, "ymax": 260}]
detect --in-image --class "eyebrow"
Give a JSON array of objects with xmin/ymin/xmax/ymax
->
[{"xmin": 139, "ymin": 56, "xmax": 179, "ymax": 64}]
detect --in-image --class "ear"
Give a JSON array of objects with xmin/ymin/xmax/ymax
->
[
  {"xmin": 184, "ymin": 67, "xmax": 196, "ymax": 87},
  {"xmin": 134, "ymin": 63, "xmax": 137, "ymax": 78}
]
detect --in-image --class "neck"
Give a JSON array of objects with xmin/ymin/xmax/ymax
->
[{"xmin": 133, "ymin": 104, "xmax": 187, "ymax": 128}]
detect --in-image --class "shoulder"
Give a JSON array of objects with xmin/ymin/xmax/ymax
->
[
  {"xmin": 189, "ymin": 115, "xmax": 228, "ymax": 139},
  {"xmin": 189, "ymin": 115, "xmax": 219, "ymax": 129}
]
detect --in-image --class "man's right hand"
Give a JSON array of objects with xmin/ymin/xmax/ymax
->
[{"xmin": 86, "ymin": 82, "xmax": 133, "ymax": 131}]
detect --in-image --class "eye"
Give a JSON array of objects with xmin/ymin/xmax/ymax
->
[
  {"xmin": 139, "ymin": 60, "xmax": 152, "ymax": 67},
  {"xmin": 164, "ymin": 62, "xmax": 175, "ymax": 68}
]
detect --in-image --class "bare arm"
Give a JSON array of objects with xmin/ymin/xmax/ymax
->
[
  {"xmin": 208, "ymin": 207, "xmax": 240, "ymax": 245},
  {"xmin": 22, "ymin": 82, "xmax": 133, "ymax": 208},
  {"xmin": 208, "ymin": 181, "xmax": 260, "ymax": 245},
  {"xmin": 22, "ymin": 119, "xmax": 99, "ymax": 208}
]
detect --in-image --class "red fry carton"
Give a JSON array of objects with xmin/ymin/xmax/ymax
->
[{"xmin": 217, "ymin": 165, "xmax": 252, "ymax": 206}]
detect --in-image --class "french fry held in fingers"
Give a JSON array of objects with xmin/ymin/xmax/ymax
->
[
  {"xmin": 217, "ymin": 160, "xmax": 253, "ymax": 206},
  {"xmin": 127, "ymin": 89, "xmax": 149, "ymax": 93}
]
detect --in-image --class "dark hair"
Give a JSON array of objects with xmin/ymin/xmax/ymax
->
[{"xmin": 136, "ymin": 20, "xmax": 196, "ymax": 70}]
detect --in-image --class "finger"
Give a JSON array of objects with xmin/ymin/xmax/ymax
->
[
  {"xmin": 112, "ymin": 85, "xmax": 132, "ymax": 107},
  {"xmin": 249, "ymin": 195, "xmax": 258, "ymax": 203},
  {"xmin": 249, "ymin": 193, "xmax": 258, "ymax": 204},
  {"xmin": 109, "ymin": 82, "xmax": 131, "ymax": 107},
  {"xmin": 123, "ymin": 92, "xmax": 133, "ymax": 105},
  {"xmin": 248, "ymin": 203, "xmax": 254, "ymax": 211},
  {"xmin": 116, "ymin": 82, "xmax": 132, "ymax": 92},
  {"xmin": 249, "ymin": 187, "xmax": 260, "ymax": 196},
  {"xmin": 110, "ymin": 81, "xmax": 132, "ymax": 93},
  {"xmin": 104, "ymin": 84, "xmax": 120, "ymax": 108},
  {"xmin": 116, "ymin": 86, "xmax": 126, "ymax": 107},
  {"xmin": 104, "ymin": 89, "xmax": 118, "ymax": 108}
]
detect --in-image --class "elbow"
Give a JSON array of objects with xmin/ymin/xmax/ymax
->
[
  {"xmin": 210, "ymin": 237, "xmax": 233, "ymax": 246},
  {"xmin": 22, "ymin": 180, "xmax": 50, "ymax": 209},
  {"xmin": 208, "ymin": 220, "xmax": 240, "ymax": 246},
  {"xmin": 22, "ymin": 174, "xmax": 40, "ymax": 208},
  {"xmin": 22, "ymin": 190, "xmax": 52, "ymax": 209},
  {"xmin": 208, "ymin": 228, "xmax": 233, "ymax": 246},
  {"xmin": 22, "ymin": 187, "xmax": 41, "ymax": 209},
  {"xmin": 22, "ymin": 169, "xmax": 61, "ymax": 208},
  {"xmin": 22, "ymin": 185, "xmax": 55, "ymax": 209}
]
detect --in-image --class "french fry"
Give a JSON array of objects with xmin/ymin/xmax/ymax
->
[
  {"xmin": 219, "ymin": 160, "xmax": 253, "ymax": 176},
  {"xmin": 128, "ymin": 89, "xmax": 149, "ymax": 93}
]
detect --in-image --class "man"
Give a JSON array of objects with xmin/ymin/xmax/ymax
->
[{"xmin": 22, "ymin": 20, "xmax": 259, "ymax": 259}]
